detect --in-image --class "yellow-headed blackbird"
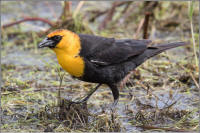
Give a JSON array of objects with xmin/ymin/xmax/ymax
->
[{"xmin": 38, "ymin": 29, "xmax": 187, "ymax": 107}]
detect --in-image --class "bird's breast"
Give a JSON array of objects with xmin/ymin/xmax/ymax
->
[{"xmin": 56, "ymin": 54, "xmax": 85, "ymax": 77}]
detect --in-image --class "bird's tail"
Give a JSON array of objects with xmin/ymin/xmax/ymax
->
[
  {"xmin": 134, "ymin": 41, "xmax": 188, "ymax": 66},
  {"xmin": 145, "ymin": 41, "xmax": 188, "ymax": 58}
]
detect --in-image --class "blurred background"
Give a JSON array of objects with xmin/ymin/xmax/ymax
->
[{"xmin": 1, "ymin": 1, "xmax": 199, "ymax": 132}]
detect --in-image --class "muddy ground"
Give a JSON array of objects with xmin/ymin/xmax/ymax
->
[{"xmin": 1, "ymin": 1, "xmax": 199, "ymax": 132}]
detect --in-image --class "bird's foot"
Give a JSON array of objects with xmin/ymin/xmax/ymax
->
[
  {"xmin": 110, "ymin": 99, "xmax": 119, "ymax": 122},
  {"xmin": 67, "ymin": 98, "xmax": 87, "ymax": 110},
  {"xmin": 111, "ymin": 99, "xmax": 119, "ymax": 112},
  {"xmin": 71, "ymin": 97, "xmax": 87, "ymax": 105}
]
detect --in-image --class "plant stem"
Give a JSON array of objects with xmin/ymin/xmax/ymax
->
[
  {"xmin": 189, "ymin": 1, "xmax": 198, "ymax": 66},
  {"xmin": 190, "ymin": 19, "xmax": 198, "ymax": 66}
]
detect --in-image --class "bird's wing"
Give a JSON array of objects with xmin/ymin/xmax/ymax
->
[{"xmin": 79, "ymin": 34, "xmax": 151, "ymax": 66}]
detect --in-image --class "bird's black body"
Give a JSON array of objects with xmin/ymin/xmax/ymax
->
[{"xmin": 77, "ymin": 34, "xmax": 187, "ymax": 103}]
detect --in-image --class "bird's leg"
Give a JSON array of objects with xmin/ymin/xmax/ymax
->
[
  {"xmin": 112, "ymin": 98, "xmax": 119, "ymax": 109},
  {"xmin": 108, "ymin": 84, "xmax": 119, "ymax": 110},
  {"xmin": 72, "ymin": 83, "xmax": 102, "ymax": 104},
  {"xmin": 120, "ymin": 70, "xmax": 135, "ymax": 89}
]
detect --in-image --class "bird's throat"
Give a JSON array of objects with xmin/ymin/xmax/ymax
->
[
  {"xmin": 57, "ymin": 53, "xmax": 84, "ymax": 77},
  {"xmin": 53, "ymin": 48, "xmax": 85, "ymax": 77}
]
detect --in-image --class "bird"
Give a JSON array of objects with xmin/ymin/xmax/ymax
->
[{"xmin": 38, "ymin": 29, "xmax": 188, "ymax": 107}]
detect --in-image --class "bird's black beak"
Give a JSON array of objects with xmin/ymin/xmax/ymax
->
[{"xmin": 38, "ymin": 38, "xmax": 54, "ymax": 48}]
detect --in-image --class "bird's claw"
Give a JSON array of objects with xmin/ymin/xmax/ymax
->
[
  {"xmin": 111, "ymin": 99, "xmax": 119, "ymax": 112},
  {"xmin": 67, "ymin": 99, "xmax": 87, "ymax": 110},
  {"xmin": 71, "ymin": 99, "xmax": 87, "ymax": 105}
]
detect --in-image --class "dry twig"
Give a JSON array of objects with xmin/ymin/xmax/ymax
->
[
  {"xmin": 2, "ymin": 17, "xmax": 54, "ymax": 29},
  {"xmin": 98, "ymin": 1, "xmax": 129, "ymax": 30},
  {"xmin": 73, "ymin": 1, "xmax": 85, "ymax": 18}
]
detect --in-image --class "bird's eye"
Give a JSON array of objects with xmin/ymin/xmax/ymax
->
[{"xmin": 52, "ymin": 35, "xmax": 61, "ymax": 41}]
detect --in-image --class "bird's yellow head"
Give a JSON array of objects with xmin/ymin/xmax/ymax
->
[{"xmin": 38, "ymin": 29, "xmax": 80, "ymax": 55}]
